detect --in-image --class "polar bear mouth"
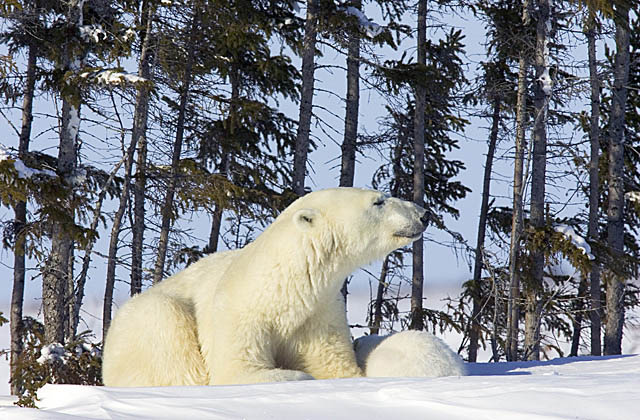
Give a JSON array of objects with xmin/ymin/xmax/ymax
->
[{"xmin": 393, "ymin": 229, "xmax": 424, "ymax": 240}]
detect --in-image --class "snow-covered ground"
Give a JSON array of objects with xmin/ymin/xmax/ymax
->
[{"xmin": 1, "ymin": 354, "xmax": 638, "ymax": 419}]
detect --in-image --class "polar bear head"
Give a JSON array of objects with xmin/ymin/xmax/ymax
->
[{"xmin": 271, "ymin": 188, "xmax": 427, "ymax": 270}]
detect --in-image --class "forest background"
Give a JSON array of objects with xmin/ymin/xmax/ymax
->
[{"xmin": 0, "ymin": 0, "xmax": 638, "ymax": 405}]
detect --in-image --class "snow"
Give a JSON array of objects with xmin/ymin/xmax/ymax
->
[
  {"xmin": 0, "ymin": 147, "xmax": 56, "ymax": 179},
  {"xmin": 33, "ymin": 341, "xmax": 99, "ymax": 365},
  {"xmin": 80, "ymin": 70, "xmax": 148, "ymax": 87},
  {"xmin": 67, "ymin": 106, "xmax": 81, "ymax": 142},
  {"xmin": 123, "ymin": 29, "xmax": 136, "ymax": 42},
  {"xmin": 539, "ymin": 67, "xmax": 553, "ymax": 96},
  {"xmin": 1, "ymin": 355, "xmax": 639, "ymax": 419},
  {"xmin": 538, "ymin": 0, "xmax": 553, "ymax": 96},
  {"xmin": 554, "ymin": 224, "xmax": 595, "ymax": 260},
  {"xmin": 70, "ymin": 167, "xmax": 87, "ymax": 186},
  {"xmin": 79, "ymin": 25, "xmax": 106, "ymax": 43},
  {"xmin": 343, "ymin": 6, "xmax": 384, "ymax": 38},
  {"xmin": 36, "ymin": 344, "xmax": 69, "ymax": 365},
  {"xmin": 10, "ymin": 158, "xmax": 51, "ymax": 179}
]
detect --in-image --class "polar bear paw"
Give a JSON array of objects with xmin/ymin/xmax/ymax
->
[
  {"xmin": 233, "ymin": 368, "xmax": 315, "ymax": 384},
  {"xmin": 354, "ymin": 330, "xmax": 466, "ymax": 378}
]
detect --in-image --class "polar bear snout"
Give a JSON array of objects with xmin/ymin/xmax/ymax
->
[
  {"xmin": 390, "ymin": 201, "xmax": 427, "ymax": 240},
  {"xmin": 393, "ymin": 223, "xmax": 426, "ymax": 239}
]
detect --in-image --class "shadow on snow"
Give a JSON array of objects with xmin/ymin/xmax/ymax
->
[{"xmin": 466, "ymin": 354, "xmax": 636, "ymax": 376}]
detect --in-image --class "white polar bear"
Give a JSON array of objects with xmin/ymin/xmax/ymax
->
[
  {"xmin": 354, "ymin": 331, "xmax": 466, "ymax": 377},
  {"xmin": 102, "ymin": 187, "xmax": 432, "ymax": 386}
]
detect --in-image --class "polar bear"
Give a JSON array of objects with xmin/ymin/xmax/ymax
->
[
  {"xmin": 354, "ymin": 331, "xmax": 466, "ymax": 377},
  {"xmin": 102, "ymin": 187, "xmax": 429, "ymax": 386}
]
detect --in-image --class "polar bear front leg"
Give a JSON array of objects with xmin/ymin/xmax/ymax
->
[
  {"xmin": 211, "ymin": 351, "xmax": 315, "ymax": 385},
  {"xmin": 296, "ymin": 300, "xmax": 363, "ymax": 379},
  {"xmin": 205, "ymin": 323, "xmax": 314, "ymax": 385},
  {"xmin": 298, "ymin": 328, "xmax": 363, "ymax": 379}
]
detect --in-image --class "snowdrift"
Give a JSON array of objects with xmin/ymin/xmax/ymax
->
[{"xmin": 2, "ymin": 355, "xmax": 639, "ymax": 419}]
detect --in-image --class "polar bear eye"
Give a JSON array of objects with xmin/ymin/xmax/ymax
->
[{"xmin": 373, "ymin": 198, "xmax": 385, "ymax": 206}]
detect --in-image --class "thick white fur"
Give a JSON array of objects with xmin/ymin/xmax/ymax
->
[
  {"xmin": 354, "ymin": 331, "xmax": 467, "ymax": 377},
  {"xmin": 102, "ymin": 188, "xmax": 426, "ymax": 386}
]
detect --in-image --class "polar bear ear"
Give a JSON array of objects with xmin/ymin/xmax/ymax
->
[{"xmin": 293, "ymin": 208, "xmax": 319, "ymax": 231}]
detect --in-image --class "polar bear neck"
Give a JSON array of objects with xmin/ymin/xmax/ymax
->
[{"xmin": 241, "ymin": 221, "xmax": 356, "ymax": 321}]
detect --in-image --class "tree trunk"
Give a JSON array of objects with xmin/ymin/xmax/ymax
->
[
  {"xmin": 103, "ymin": 184, "xmax": 130, "ymax": 338},
  {"xmin": 468, "ymin": 98, "xmax": 500, "ymax": 362},
  {"xmin": 65, "ymin": 241, "xmax": 75, "ymax": 339},
  {"xmin": 66, "ymin": 241, "xmax": 78, "ymax": 337},
  {"xmin": 103, "ymin": 111, "xmax": 146, "ymax": 336},
  {"xmin": 292, "ymin": 0, "xmax": 318, "ymax": 196},
  {"xmin": 205, "ymin": 206, "xmax": 224, "ymax": 253},
  {"xmin": 604, "ymin": 2, "xmax": 630, "ymax": 356},
  {"xmin": 130, "ymin": 2, "xmax": 155, "ymax": 296},
  {"xmin": 340, "ymin": 0, "xmax": 360, "ymax": 189},
  {"xmin": 409, "ymin": 0, "xmax": 427, "ymax": 332},
  {"xmin": 131, "ymin": 133, "xmax": 147, "ymax": 294},
  {"xmin": 205, "ymin": 150, "xmax": 231, "ymax": 254},
  {"xmin": 370, "ymin": 255, "xmax": 390, "ymax": 335},
  {"xmin": 524, "ymin": 0, "xmax": 551, "ymax": 362},
  {"xmin": 44, "ymin": 73, "xmax": 84, "ymax": 344},
  {"xmin": 43, "ymin": 0, "xmax": 85, "ymax": 344},
  {"xmin": 70, "ymin": 147, "xmax": 131, "ymax": 339},
  {"xmin": 152, "ymin": 10, "xmax": 198, "ymax": 284},
  {"xmin": 339, "ymin": 0, "xmax": 361, "ymax": 301},
  {"xmin": 570, "ymin": 275, "xmax": 588, "ymax": 356},
  {"xmin": 205, "ymin": 60, "xmax": 240, "ymax": 255},
  {"xmin": 105, "ymin": 2, "xmax": 155, "ymax": 336},
  {"xmin": 371, "ymin": 128, "xmax": 405, "ymax": 335},
  {"xmin": 506, "ymin": 0, "xmax": 531, "ymax": 362},
  {"xmin": 585, "ymin": 9, "xmax": 602, "ymax": 356},
  {"xmin": 43, "ymin": 108, "xmax": 78, "ymax": 344},
  {"xmin": 10, "ymin": 43, "xmax": 36, "ymax": 395}
]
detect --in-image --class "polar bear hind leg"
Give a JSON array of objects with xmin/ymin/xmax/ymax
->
[
  {"xmin": 354, "ymin": 330, "xmax": 466, "ymax": 378},
  {"xmin": 102, "ymin": 293, "xmax": 208, "ymax": 386}
]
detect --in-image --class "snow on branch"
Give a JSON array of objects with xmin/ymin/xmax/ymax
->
[
  {"xmin": 36, "ymin": 343, "xmax": 70, "ymax": 365},
  {"xmin": 80, "ymin": 69, "xmax": 148, "ymax": 87},
  {"xmin": 342, "ymin": 6, "xmax": 384, "ymax": 38},
  {"xmin": 0, "ymin": 147, "xmax": 56, "ymax": 179},
  {"xmin": 554, "ymin": 224, "xmax": 595, "ymax": 260},
  {"xmin": 79, "ymin": 24, "xmax": 107, "ymax": 43}
]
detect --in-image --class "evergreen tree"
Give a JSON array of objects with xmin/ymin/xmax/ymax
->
[
  {"xmin": 584, "ymin": 2, "xmax": 606, "ymax": 356},
  {"xmin": 103, "ymin": 0, "xmax": 158, "ymax": 336},
  {"xmin": 595, "ymin": 1, "xmax": 639, "ymax": 356},
  {"xmin": 370, "ymin": 25, "xmax": 469, "ymax": 333},
  {"xmin": 465, "ymin": 0, "xmax": 521, "ymax": 362},
  {"xmin": 523, "ymin": 0, "xmax": 552, "ymax": 362},
  {"xmin": 292, "ymin": 0, "xmax": 318, "ymax": 195},
  {"xmin": 189, "ymin": 0, "xmax": 300, "ymax": 254},
  {"xmin": 129, "ymin": 0, "xmax": 158, "ymax": 298},
  {"xmin": 152, "ymin": 2, "xmax": 201, "ymax": 284},
  {"xmin": 505, "ymin": 0, "xmax": 533, "ymax": 361},
  {"xmin": 1, "ymin": 0, "xmax": 40, "ymax": 395}
]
